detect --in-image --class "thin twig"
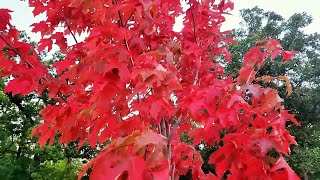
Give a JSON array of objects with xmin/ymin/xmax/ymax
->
[
  {"xmin": 0, "ymin": 35, "xmax": 35, "ymax": 68},
  {"xmin": 158, "ymin": 124, "xmax": 162, "ymax": 134},
  {"xmin": 160, "ymin": 118, "xmax": 167, "ymax": 137},
  {"xmin": 123, "ymin": 37, "xmax": 134, "ymax": 66},
  {"xmin": 137, "ymin": 92, "xmax": 140, "ymax": 103},
  {"xmin": 165, "ymin": 119, "xmax": 170, "ymax": 138},
  {"xmin": 63, "ymin": 16, "xmax": 78, "ymax": 44},
  {"xmin": 191, "ymin": 10, "xmax": 197, "ymax": 43},
  {"xmin": 193, "ymin": 69, "xmax": 199, "ymax": 85},
  {"xmin": 115, "ymin": 3, "xmax": 135, "ymax": 67},
  {"xmin": 117, "ymin": 11, "xmax": 125, "ymax": 27},
  {"xmin": 167, "ymin": 115, "xmax": 182, "ymax": 145},
  {"xmin": 166, "ymin": 143, "xmax": 171, "ymax": 162},
  {"xmin": 144, "ymin": 145, "xmax": 149, "ymax": 160},
  {"xmin": 143, "ymin": 88, "xmax": 152, "ymax": 98},
  {"xmin": 165, "ymin": 115, "xmax": 182, "ymax": 168},
  {"xmin": 124, "ymin": 9, "xmax": 136, "ymax": 26},
  {"xmin": 58, "ymin": 93, "xmax": 68, "ymax": 103},
  {"xmin": 171, "ymin": 164, "xmax": 176, "ymax": 180},
  {"xmin": 191, "ymin": 10, "xmax": 200, "ymax": 85}
]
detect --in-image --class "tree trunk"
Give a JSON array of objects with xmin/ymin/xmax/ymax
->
[{"xmin": 303, "ymin": 170, "xmax": 309, "ymax": 180}]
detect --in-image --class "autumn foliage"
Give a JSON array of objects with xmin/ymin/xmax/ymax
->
[{"xmin": 0, "ymin": 0, "xmax": 301, "ymax": 179}]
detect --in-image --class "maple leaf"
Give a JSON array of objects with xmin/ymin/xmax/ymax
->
[
  {"xmin": 223, "ymin": 1, "xmax": 234, "ymax": 11},
  {"xmin": 52, "ymin": 32, "xmax": 67, "ymax": 52},
  {"xmin": 227, "ymin": 94, "xmax": 247, "ymax": 109},
  {"xmin": 278, "ymin": 75, "xmax": 293, "ymax": 97},
  {"xmin": 90, "ymin": 155, "xmax": 147, "ymax": 180},
  {"xmin": 149, "ymin": 99, "xmax": 163, "ymax": 121},
  {"xmin": 192, "ymin": 118, "xmax": 220, "ymax": 146},
  {"xmin": 0, "ymin": 59, "xmax": 16, "ymax": 76},
  {"xmin": 31, "ymin": 21, "xmax": 51, "ymax": 36},
  {"xmin": 4, "ymin": 76, "xmax": 37, "ymax": 96},
  {"xmin": 282, "ymin": 50, "xmax": 295, "ymax": 62},
  {"xmin": 52, "ymin": 58, "xmax": 75, "ymax": 74},
  {"xmin": 256, "ymin": 75, "xmax": 275, "ymax": 83},
  {"xmin": 0, "ymin": 9, "xmax": 12, "ymax": 31},
  {"xmin": 69, "ymin": 0, "xmax": 85, "ymax": 7},
  {"xmin": 146, "ymin": 160, "xmax": 169, "ymax": 180},
  {"xmin": 30, "ymin": 1, "xmax": 47, "ymax": 16},
  {"xmin": 270, "ymin": 157, "xmax": 300, "ymax": 180},
  {"xmin": 133, "ymin": 129, "xmax": 167, "ymax": 165},
  {"xmin": 38, "ymin": 38, "xmax": 53, "ymax": 52},
  {"xmin": 237, "ymin": 67, "xmax": 257, "ymax": 84}
]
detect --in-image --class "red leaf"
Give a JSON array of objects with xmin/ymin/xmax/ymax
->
[
  {"xmin": 4, "ymin": 76, "xmax": 37, "ymax": 96},
  {"xmin": 0, "ymin": 9, "xmax": 12, "ymax": 31},
  {"xmin": 52, "ymin": 32, "xmax": 67, "ymax": 52},
  {"xmin": 38, "ymin": 38, "xmax": 53, "ymax": 52},
  {"xmin": 133, "ymin": 129, "xmax": 167, "ymax": 157},
  {"xmin": 52, "ymin": 58, "xmax": 74, "ymax": 74},
  {"xmin": 237, "ymin": 67, "xmax": 256, "ymax": 84},
  {"xmin": 90, "ymin": 154, "xmax": 147, "ymax": 180},
  {"xmin": 282, "ymin": 50, "xmax": 295, "ymax": 62},
  {"xmin": 31, "ymin": 21, "xmax": 48, "ymax": 33},
  {"xmin": 0, "ymin": 59, "xmax": 16, "ymax": 75},
  {"xmin": 149, "ymin": 99, "xmax": 162, "ymax": 121},
  {"xmin": 227, "ymin": 94, "xmax": 246, "ymax": 109},
  {"xmin": 270, "ymin": 157, "xmax": 300, "ymax": 180}
]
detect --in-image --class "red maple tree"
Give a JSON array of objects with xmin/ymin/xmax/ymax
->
[{"xmin": 0, "ymin": 0, "xmax": 300, "ymax": 179}]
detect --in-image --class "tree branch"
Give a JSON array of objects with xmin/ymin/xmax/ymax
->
[
  {"xmin": 167, "ymin": 115, "xmax": 182, "ymax": 145},
  {"xmin": 191, "ymin": 10, "xmax": 199, "ymax": 85}
]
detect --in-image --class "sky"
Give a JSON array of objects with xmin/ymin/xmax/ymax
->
[{"xmin": 0, "ymin": 0, "xmax": 319, "ymax": 43}]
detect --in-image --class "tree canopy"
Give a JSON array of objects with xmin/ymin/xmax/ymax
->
[{"xmin": 0, "ymin": 1, "xmax": 311, "ymax": 179}]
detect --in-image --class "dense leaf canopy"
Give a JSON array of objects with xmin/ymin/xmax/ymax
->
[{"xmin": 0, "ymin": 0, "xmax": 302, "ymax": 179}]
